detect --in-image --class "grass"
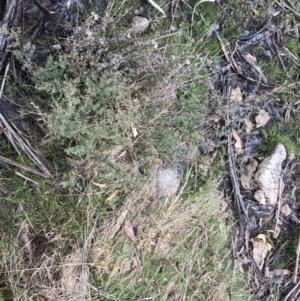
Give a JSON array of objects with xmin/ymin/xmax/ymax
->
[
  {"xmin": 0, "ymin": 170, "xmax": 250, "ymax": 300},
  {"xmin": 259, "ymin": 122, "xmax": 298, "ymax": 155}
]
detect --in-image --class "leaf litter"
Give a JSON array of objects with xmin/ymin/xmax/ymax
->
[
  {"xmin": 123, "ymin": 220, "xmax": 137, "ymax": 243},
  {"xmin": 220, "ymin": 0, "xmax": 300, "ymax": 297}
]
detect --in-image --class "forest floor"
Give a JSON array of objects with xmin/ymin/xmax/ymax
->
[{"xmin": 1, "ymin": 0, "xmax": 300, "ymax": 300}]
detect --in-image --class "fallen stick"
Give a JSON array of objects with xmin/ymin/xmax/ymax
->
[
  {"xmin": 294, "ymin": 234, "xmax": 300, "ymax": 283},
  {"xmin": 0, "ymin": 154, "xmax": 51, "ymax": 178},
  {"xmin": 0, "ymin": 113, "xmax": 52, "ymax": 177}
]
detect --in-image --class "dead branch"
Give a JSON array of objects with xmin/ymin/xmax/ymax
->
[{"xmin": 0, "ymin": 0, "xmax": 18, "ymax": 71}]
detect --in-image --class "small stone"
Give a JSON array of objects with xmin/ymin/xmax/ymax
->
[
  {"xmin": 156, "ymin": 166, "xmax": 180, "ymax": 197},
  {"xmin": 254, "ymin": 143, "xmax": 286, "ymax": 205},
  {"xmin": 131, "ymin": 16, "xmax": 149, "ymax": 34}
]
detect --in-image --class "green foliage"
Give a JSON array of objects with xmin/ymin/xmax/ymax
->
[
  {"xmin": 260, "ymin": 122, "xmax": 298, "ymax": 155},
  {"xmin": 32, "ymin": 59, "xmax": 134, "ymax": 157}
]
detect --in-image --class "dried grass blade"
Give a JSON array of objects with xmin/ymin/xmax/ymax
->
[
  {"xmin": 0, "ymin": 154, "xmax": 50, "ymax": 178},
  {"xmin": 0, "ymin": 113, "xmax": 52, "ymax": 177},
  {"xmin": 148, "ymin": 0, "xmax": 166, "ymax": 16}
]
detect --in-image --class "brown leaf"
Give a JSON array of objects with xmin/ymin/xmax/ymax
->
[
  {"xmin": 255, "ymin": 109, "xmax": 270, "ymax": 128},
  {"xmin": 136, "ymin": 237, "xmax": 150, "ymax": 250},
  {"xmin": 173, "ymin": 291, "xmax": 180, "ymax": 301},
  {"xmin": 92, "ymin": 182, "xmax": 106, "ymax": 188},
  {"xmin": 92, "ymin": 252, "xmax": 106, "ymax": 263},
  {"xmin": 230, "ymin": 86, "xmax": 243, "ymax": 102},
  {"xmin": 200, "ymin": 272, "xmax": 211, "ymax": 280},
  {"xmin": 131, "ymin": 124, "xmax": 138, "ymax": 138},
  {"xmin": 255, "ymin": 285, "xmax": 267, "ymax": 299},
  {"xmin": 244, "ymin": 118, "xmax": 254, "ymax": 134},
  {"xmin": 163, "ymin": 228, "xmax": 176, "ymax": 242},
  {"xmin": 105, "ymin": 190, "xmax": 119, "ymax": 202},
  {"xmin": 250, "ymin": 234, "xmax": 273, "ymax": 270},
  {"xmin": 117, "ymin": 150, "xmax": 127, "ymax": 159},
  {"xmin": 232, "ymin": 130, "xmax": 244, "ymax": 154},
  {"xmin": 152, "ymin": 236, "xmax": 163, "ymax": 258},
  {"xmin": 281, "ymin": 204, "xmax": 292, "ymax": 216},
  {"xmin": 127, "ymin": 258, "xmax": 139, "ymax": 275},
  {"xmin": 123, "ymin": 220, "xmax": 137, "ymax": 243},
  {"xmin": 268, "ymin": 269, "xmax": 292, "ymax": 278},
  {"xmin": 245, "ymin": 52, "xmax": 257, "ymax": 63},
  {"xmin": 107, "ymin": 262, "xmax": 118, "ymax": 268},
  {"xmin": 272, "ymin": 10, "xmax": 281, "ymax": 17},
  {"xmin": 152, "ymin": 228, "xmax": 176, "ymax": 258},
  {"xmin": 18, "ymin": 220, "xmax": 33, "ymax": 258}
]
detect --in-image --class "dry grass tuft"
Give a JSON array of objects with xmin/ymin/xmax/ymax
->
[{"xmin": 4, "ymin": 236, "xmax": 90, "ymax": 300}]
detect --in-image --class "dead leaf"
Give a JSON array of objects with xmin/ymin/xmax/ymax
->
[
  {"xmin": 268, "ymin": 269, "xmax": 292, "ymax": 278},
  {"xmin": 152, "ymin": 228, "xmax": 176, "ymax": 258},
  {"xmin": 250, "ymin": 234, "xmax": 273, "ymax": 270},
  {"xmin": 18, "ymin": 220, "xmax": 33, "ymax": 258},
  {"xmin": 123, "ymin": 220, "xmax": 137, "ymax": 243},
  {"xmin": 255, "ymin": 109, "xmax": 270, "ymax": 128},
  {"xmin": 200, "ymin": 272, "xmax": 211, "ymax": 279},
  {"xmin": 93, "ymin": 252, "xmax": 106, "ymax": 263},
  {"xmin": 255, "ymin": 285, "xmax": 267, "ymax": 299},
  {"xmin": 245, "ymin": 52, "xmax": 257, "ymax": 63},
  {"xmin": 273, "ymin": 219, "xmax": 283, "ymax": 239},
  {"xmin": 131, "ymin": 124, "xmax": 138, "ymax": 138},
  {"xmin": 152, "ymin": 236, "xmax": 163, "ymax": 258},
  {"xmin": 105, "ymin": 190, "xmax": 118, "ymax": 202},
  {"xmin": 244, "ymin": 119, "xmax": 254, "ymax": 135},
  {"xmin": 117, "ymin": 150, "xmax": 127, "ymax": 159},
  {"xmin": 127, "ymin": 258, "xmax": 139, "ymax": 275},
  {"xmin": 92, "ymin": 182, "xmax": 106, "ymax": 188},
  {"xmin": 107, "ymin": 262, "xmax": 118, "ymax": 268},
  {"xmin": 173, "ymin": 292, "xmax": 180, "ymax": 301},
  {"xmin": 89, "ymin": 56, "xmax": 96, "ymax": 67},
  {"xmin": 136, "ymin": 237, "xmax": 150, "ymax": 250},
  {"xmin": 163, "ymin": 228, "xmax": 176, "ymax": 242},
  {"xmin": 272, "ymin": 10, "xmax": 281, "ymax": 17},
  {"xmin": 281, "ymin": 204, "xmax": 291, "ymax": 216},
  {"xmin": 230, "ymin": 86, "xmax": 243, "ymax": 103},
  {"xmin": 232, "ymin": 130, "xmax": 244, "ymax": 154},
  {"xmin": 220, "ymin": 199, "xmax": 228, "ymax": 213}
]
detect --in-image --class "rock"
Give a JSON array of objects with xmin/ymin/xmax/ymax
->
[
  {"xmin": 130, "ymin": 16, "xmax": 149, "ymax": 34},
  {"xmin": 156, "ymin": 165, "xmax": 180, "ymax": 197},
  {"xmin": 254, "ymin": 143, "xmax": 286, "ymax": 205},
  {"xmin": 155, "ymin": 144, "xmax": 190, "ymax": 197}
]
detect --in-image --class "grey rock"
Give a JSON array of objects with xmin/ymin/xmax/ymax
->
[
  {"xmin": 155, "ymin": 144, "xmax": 190, "ymax": 197},
  {"xmin": 156, "ymin": 165, "xmax": 180, "ymax": 197},
  {"xmin": 254, "ymin": 143, "xmax": 286, "ymax": 205}
]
